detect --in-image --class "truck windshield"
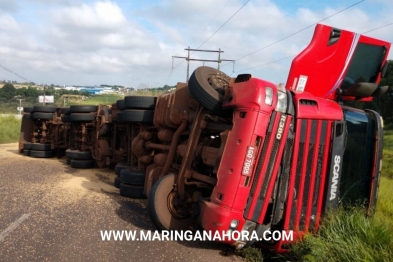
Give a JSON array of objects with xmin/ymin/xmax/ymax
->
[
  {"xmin": 340, "ymin": 43, "xmax": 386, "ymax": 90},
  {"xmin": 339, "ymin": 107, "xmax": 376, "ymax": 205}
]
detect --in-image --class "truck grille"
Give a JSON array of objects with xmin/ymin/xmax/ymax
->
[
  {"xmin": 245, "ymin": 112, "xmax": 290, "ymax": 223},
  {"xmin": 287, "ymin": 119, "xmax": 331, "ymax": 232}
]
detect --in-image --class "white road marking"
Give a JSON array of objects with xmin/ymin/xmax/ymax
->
[{"xmin": 0, "ymin": 213, "xmax": 31, "ymax": 242}]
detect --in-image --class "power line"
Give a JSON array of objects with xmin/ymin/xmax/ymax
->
[
  {"xmin": 0, "ymin": 64, "xmax": 31, "ymax": 82},
  {"xmin": 362, "ymin": 22, "xmax": 393, "ymax": 34},
  {"xmin": 254, "ymin": 0, "xmax": 314, "ymax": 35},
  {"xmin": 196, "ymin": 0, "xmax": 250, "ymax": 50},
  {"xmin": 231, "ymin": 54, "xmax": 295, "ymax": 75},
  {"xmin": 165, "ymin": 0, "xmax": 250, "ymax": 85},
  {"xmin": 203, "ymin": 0, "xmax": 233, "ymax": 31},
  {"xmin": 231, "ymin": 0, "xmax": 364, "ymax": 63}
]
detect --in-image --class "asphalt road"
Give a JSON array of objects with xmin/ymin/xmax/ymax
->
[{"xmin": 0, "ymin": 143, "xmax": 240, "ymax": 262}]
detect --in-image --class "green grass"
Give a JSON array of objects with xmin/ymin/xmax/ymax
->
[
  {"xmin": 0, "ymin": 115, "xmax": 21, "ymax": 143},
  {"xmin": 282, "ymin": 130, "xmax": 393, "ymax": 262},
  {"xmin": 73, "ymin": 94, "xmax": 124, "ymax": 105},
  {"xmin": 287, "ymin": 206, "xmax": 393, "ymax": 262}
]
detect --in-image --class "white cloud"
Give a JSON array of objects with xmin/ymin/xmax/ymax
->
[{"xmin": 0, "ymin": 0, "xmax": 393, "ymax": 87}]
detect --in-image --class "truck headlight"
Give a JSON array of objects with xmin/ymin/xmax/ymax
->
[
  {"xmin": 265, "ymin": 87, "xmax": 273, "ymax": 105},
  {"xmin": 275, "ymin": 90, "xmax": 287, "ymax": 113},
  {"xmin": 230, "ymin": 220, "xmax": 239, "ymax": 229}
]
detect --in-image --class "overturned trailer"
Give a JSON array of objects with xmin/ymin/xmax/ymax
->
[{"xmin": 18, "ymin": 23, "xmax": 390, "ymax": 253}]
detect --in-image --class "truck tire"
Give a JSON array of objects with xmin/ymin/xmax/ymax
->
[
  {"xmin": 70, "ymin": 105, "xmax": 97, "ymax": 113},
  {"xmin": 30, "ymin": 150, "xmax": 54, "ymax": 158},
  {"xmin": 115, "ymin": 163, "xmax": 130, "ymax": 176},
  {"xmin": 31, "ymin": 143, "xmax": 51, "ymax": 151},
  {"xmin": 32, "ymin": 112, "xmax": 54, "ymax": 120},
  {"xmin": 116, "ymin": 112, "xmax": 124, "ymax": 122},
  {"xmin": 70, "ymin": 113, "xmax": 95, "ymax": 122},
  {"xmin": 23, "ymin": 149, "xmax": 31, "ymax": 156},
  {"xmin": 66, "ymin": 157, "xmax": 71, "ymax": 165},
  {"xmin": 61, "ymin": 107, "xmax": 70, "ymax": 115},
  {"xmin": 70, "ymin": 159, "xmax": 95, "ymax": 169},
  {"xmin": 120, "ymin": 183, "xmax": 145, "ymax": 198},
  {"xmin": 116, "ymin": 99, "xmax": 125, "ymax": 110},
  {"xmin": 33, "ymin": 106, "xmax": 56, "ymax": 113},
  {"xmin": 122, "ymin": 109, "xmax": 154, "ymax": 123},
  {"xmin": 114, "ymin": 177, "xmax": 121, "ymax": 188},
  {"xmin": 66, "ymin": 149, "xmax": 92, "ymax": 160},
  {"xmin": 23, "ymin": 107, "xmax": 33, "ymax": 113},
  {"xmin": 23, "ymin": 142, "xmax": 32, "ymax": 149},
  {"xmin": 22, "ymin": 114, "xmax": 32, "ymax": 120},
  {"xmin": 120, "ymin": 169, "xmax": 145, "ymax": 185},
  {"xmin": 124, "ymin": 96, "xmax": 156, "ymax": 109},
  {"xmin": 61, "ymin": 115, "xmax": 71, "ymax": 123},
  {"xmin": 188, "ymin": 66, "xmax": 231, "ymax": 116},
  {"xmin": 148, "ymin": 173, "xmax": 194, "ymax": 230}
]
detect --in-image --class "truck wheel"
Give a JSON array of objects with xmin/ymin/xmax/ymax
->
[
  {"xmin": 22, "ymin": 114, "xmax": 32, "ymax": 120},
  {"xmin": 188, "ymin": 66, "xmax": 231, "ymax": 116},
  {"xmin": 23, "ymin": 142, "xmax": 32, "ymax": 149},
  {"xmin": 30, "ymin": 150, "xmax": 54, "ymax": 158},
  {"xmin": 61, "ymin": 107, "xmax": 70, "ymax": 115},
  {"xmin": 70, "ymin": 159, "xmax": 95, "ymax": 169},
  {"xmin": 23, "ymin": 149, "xmax": 31, "ymax": 156},
  {"xmin": 33, "ymin": 106, "xmax": 56, "ymax": 113},
  {"xmin": 61, "ymin": 115, "xmax": 71, "ymax": 123},
  {"xmin": 120, "ymin": 169, "xmax": 145, "ymax": 185},
  {"xmin": 148, "ymin": 173, "xmax": 194, "ymax": 230},
  {"xmin": 116, "ymin": 99, "xmax": 125, "ymax": 110},
  {"xmin": 115, "ymin": 112, "xmax": 124, "ymax": 122},
  {"xmin": 66, "ymin": 157, "xmax": 71, "ymax": 165},
  {"xmin": 70, "ymin": 113, "xmax": 96, "ymax": 122},
  {"xmin": 120, "ymin": 183, "xmax": 145, "ymax": 198},
  {"xmin": 23, "ymin": 107, "xmax": 34, "ymax": 113},
  {"xmin": 69, "ymin": 105, "xmax": 97, "ymax": 113},
  {"xmin": 124, "ymin": 96, "xmax": 156, "ymax": 109},
  {"xmin": 32, "ymin": 112, "xmax": 54, "ymax": 120},
  {"xmin": 122, "ymin": 109, "xmax": 154, "ymax": 123},
  {"xmin": 31, "ymin": 143, "xmax": 51, "ymax": 151},
  {"xmin": 115, "ymin": 163, "xmax": 130, "ymax": 176},
  {"xmin": 114, "ymin": 177, "xmax": 121, "ymax": 188},
  {"xmin": 66, "ymin": 149, "xmax": 92, "ymax": 160}
]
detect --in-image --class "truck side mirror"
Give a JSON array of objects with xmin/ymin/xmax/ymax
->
[
  {"xmin": 372, "ymin": 85, "xmax": 389, "ymax": 96},
  {"xmin": 341, "ymin": 82, "xmax": 378, "ymax": 97}
]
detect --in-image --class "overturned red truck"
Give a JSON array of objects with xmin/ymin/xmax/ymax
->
[
  {"xmin": 144, "ymin": 23, "xmax": 390, "ymax": 252},
  {"xmin": 17, "ymin": 23, "xmax": 390, "ymax": 253}
]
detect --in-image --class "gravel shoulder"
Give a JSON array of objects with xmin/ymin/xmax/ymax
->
[{"xmin": 0, "ymin": 143, "xmax": 240, "ymax": 262}]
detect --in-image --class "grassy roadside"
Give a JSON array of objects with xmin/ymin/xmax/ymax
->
[
  {"xmin": 75, "ymin": 94, "xmax": 124, "ymax": 105},
  {"xmin": 238, "ymin": 130, "xmax": 393, "ymax": 262},
  {"xmin": 0, "ymin": 115, "xmax": 21, "ymax": 144}
]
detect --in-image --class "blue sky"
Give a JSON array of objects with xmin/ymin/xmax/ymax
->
[{"xmin": 0, "ymin": 0, "xmax": 392, "ymax": 88}]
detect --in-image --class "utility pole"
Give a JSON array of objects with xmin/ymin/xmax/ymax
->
[
  {"xmin": 16, "ymin": 98, "xmax": 24, "ymax": 115},
  {"xmin": 172, "ymin": 47, "xmax": 235, "ymax": 83}
]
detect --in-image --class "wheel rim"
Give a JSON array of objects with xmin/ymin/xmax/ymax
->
[{"xmin": 149, "ymin": 174, "xmax": 194, "ymax": 231}]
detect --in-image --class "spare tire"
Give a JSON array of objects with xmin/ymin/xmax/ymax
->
[{"xmin": 188, "ymin": 66, "xmax": 231, "ymax": 116}]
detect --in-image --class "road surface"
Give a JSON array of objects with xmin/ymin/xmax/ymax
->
[{"xmin": 0, "ymin": 143, "xmax": 240, "ymax": 262}]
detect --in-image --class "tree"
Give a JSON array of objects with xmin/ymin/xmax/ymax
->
[{"xmin": 0, "ymin": 83, "xmax": 16, "ymax": 99}]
